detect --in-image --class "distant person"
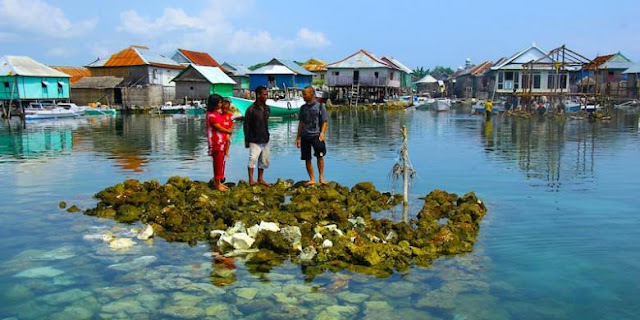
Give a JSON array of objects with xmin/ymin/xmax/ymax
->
[
  {"xmin": 243, "ymin": 86, "xmax": 271, "ymax": 186},
  {"xmin": 485, "ymin": 100, "xmax": 493, "ymax": 120},
  {"xmin": 296, "ymin": 86, "xmax": 328, "ymax": 186},
  {"xmin": 206, "ymin": 94, "xmax": 232, "ymax": 192}
]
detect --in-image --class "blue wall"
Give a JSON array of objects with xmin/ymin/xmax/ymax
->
[
  {"xmin": 0, "ymin": 76, "xmax": 70, "ymax": 100},
  {"xmin": 249, "ymin": 74, "xmax": 312, "ymax": 90}
]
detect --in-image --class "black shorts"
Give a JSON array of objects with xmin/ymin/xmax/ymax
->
[{"xmin": 300, "ymin": 135, "xmax": 326, "ymax": 160}]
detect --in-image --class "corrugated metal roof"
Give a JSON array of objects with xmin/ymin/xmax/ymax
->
[
  {"xmin": 172, "ymin": 65, "xmax": 235, "ymax": 84},
  {"xmin": 382, "ymin": 57, "xmax": 413, "ymax": 74},
  {"xmin": 327, "ymin": 49, "xmax": 390, "ymax": 69},
  {"xmin": 470, "ymin": 61, "xmax": 493, "ymax": 76},
  {"xmin": 0, "ymin": 55, "xmax": 70, "ymax": 77},
  {"xmin": 623, "ymin": 63, "xmax": 640, "ymax": 74},
  {"xmin": 51, "ymin": 66, "xmax": 91, "ymax": 83},
  {"xmin": 582, "ymin": 54, "xmax": 614, "ymax": 70},
  {"xmin": 491, "ymin": 45, "xmax": 549, "ymax": 70},
  {"xmin": 416, "ymin": 74, "xmax": 437, "ymax": 83},
  {"xmin": 222, "ymin": 62, "xmax": 250, "ymax": 76},
  {"xmin": 176, "ymin": 49, "xmax": 228, "ymax": 72},
  {"xmin": 101, "ymin": 45, "xmax": 184, "ymax": 69},
  {"xmin": 71, "ymin": 76, "xmax": 123, "ymax": 89},
  {"xmin": 593, "ymin": 53, "xmax": 633, "ymax": 70},
  {"xmin": 249, "ymin": 58, "xmax": 314, "ymax": 76}
]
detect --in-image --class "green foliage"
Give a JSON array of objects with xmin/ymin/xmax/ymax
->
[
  {"xmin": 412, "ymin": 66, "xmax": 430, "ymax": 79},
  {"xmin": 248, "ymin": 62, "xmax": 267, "ymax": 71}
]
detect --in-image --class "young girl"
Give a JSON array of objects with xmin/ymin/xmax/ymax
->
[
  {"xmin": 221, "ymin": 99, "xmax": 234, "ymax": 158},
  {"xmin": 206, "ymin": 94, "xmax": 232, "ymax": 192}
]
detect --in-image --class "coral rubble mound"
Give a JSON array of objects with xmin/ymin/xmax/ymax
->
[{"xmin": 79, "ymin": 176, "xmax": 486, "ymax": 277}]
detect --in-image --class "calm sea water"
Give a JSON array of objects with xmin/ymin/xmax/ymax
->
[{"xmin": 1, "ymin": 107, "xmax": 639, "ymax": 319}]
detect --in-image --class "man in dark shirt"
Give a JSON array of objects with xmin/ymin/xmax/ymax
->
[
  {"xmin": 243, "ymin": 86, "xmax": 271, "ymax": 186},
  {"xmin": 295, "ymin": 86, "xmax": 328, "ymax": 186}
]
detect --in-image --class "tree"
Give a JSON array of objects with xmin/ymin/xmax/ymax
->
[
  {"xmin": 431, "ymin": 66, "xmax": 454, "ymax": 78},
  {"xmin": 413, "ymin": 66, "xmax": 430, "ymax": 79}
]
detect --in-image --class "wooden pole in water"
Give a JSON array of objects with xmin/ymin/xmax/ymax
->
[{"xmin": 401, "ymin": 125, "xmax": 409, "ymax": 206}]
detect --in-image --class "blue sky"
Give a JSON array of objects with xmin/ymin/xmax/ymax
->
[{"xmin": 1, "ymin": 0, "xmax": 639, "ymax": 69}]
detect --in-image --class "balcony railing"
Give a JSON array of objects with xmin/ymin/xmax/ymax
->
[{"xmin": 328, "ymin": 75, "xmax": 399, "ymax": 87}]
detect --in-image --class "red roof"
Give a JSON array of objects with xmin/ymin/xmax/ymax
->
[
  {"xmin": 177, "ymin": 49, "xmax": 227, "ymax": 72},
  {"xmin": 582, "ymin": 54, "xmax": 614, "ymax": 70},
  {"xmin": 470, "ymin": 61, "xmax": 493, "ymax": 76},
  {"xmin": 102, "ymin": 45, "xmax": 184, "ymax": 70}
]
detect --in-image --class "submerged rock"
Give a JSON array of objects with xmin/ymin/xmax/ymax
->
[{"xmin": 77, "ymin": 176, "xmax": 487, "ymax": 278}]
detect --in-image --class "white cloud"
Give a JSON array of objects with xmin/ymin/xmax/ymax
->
[
  {"xmin": 116, "ymin": 0, "xmax": 330, "ymax": 57},
  {"xmin": 0, "ymin": 0, "xmax": 97, "ymax": 38},
  {"xmin": 295, "ymin": 28, "xmax": 331, "ymax": 48},
  {"xmin": 0, "ymin": 31, "xmax": 18, "ymax": 42}
]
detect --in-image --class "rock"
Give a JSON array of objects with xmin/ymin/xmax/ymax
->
[
  {"xmin": 108, "ymin": 256, "xmax": 157, "ymax": 272},
  {"xmin": 322, "ymin": 239, "xmax": 333, "ymax": 248},
  {"xmin": 15, "ymin": 266, "xmax": 64, "ymax": 278},
  {"xmin": 235, "ymin": 287, "xmax": 258, "ymax": 300},
  {"xmin": 31, "ymin": 246, "xmax": 76, "ymax": 261},
  {"xmin": 281, "ymin": 226, "xmax": 302, "ymax": 244},
  {"xmin": 136, "ymin": 224, "xmax": 154, "ymax": 240},
  {"xmin": 231, "ymin": 233, "xmax": 255, "ymax": 250},
  {"xmin": 39, "ymin": 289, "xmax": 92, "ymax": 305},
  {"xmin": 337, "ymin": 291, "xmax": 370, "ymax": 303},
  {"xmin": 109, "ymin": 238, "xmax": 135, "ymax": 250},
  {"xmin": 58, "ymin": 201, "xmax": 67, "ymax": 209},
  {"xmin": 298, "ymin": 246, "xmax": 317, "ymax": 263},
  {"xmin": 259, "ymin": 221, "xmax": 280, "ymax": 232}
]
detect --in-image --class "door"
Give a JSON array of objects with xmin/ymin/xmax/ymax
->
[{"xmin": 353, "ymin": 70, "xmax": 360, "ymax": 84}]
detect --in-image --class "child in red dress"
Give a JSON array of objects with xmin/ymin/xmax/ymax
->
[{"xmin": 206, "ymin": 94, "xmax": 232, "ymax": 192}]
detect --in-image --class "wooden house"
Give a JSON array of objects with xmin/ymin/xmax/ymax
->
[
  {"xmin": 170, "ymin": 49, "xmax": 228, "ymax": 71},
  {"xmin": 326, "ymin": 49, "xmax": 401, "ymax": 102},
  {"xmin": 0, "ymin": 56, "xmax": 70, "ymax": 107},
  {"xmin": 70, "ymin": 76, "xmax": 123, "ymax": 106},
  {"xmin": 381, "ymin": 56, "xmax": 414, "ymax": 94},
  {"xmin": 86, "ymin": 45, "xmax": 185, "ymax": 107},
  {"xmin": 221, "ymin": 62, "xmax": 251, "ymax": 95},
  {"xmin": 452, "ymin": 61, "xmax": 494, "ymax": 99},
  {"xmin": 247, "ymin": 58, "xmax": 313, "ymax": 91},
  {"xmin": 491, "ymin": 44, "xmax": 576, "ymax": 96},
  {"xmin": 301, "ymin": 58, "xmax": 328, "ymax": 86},
  {"xmin": 622, "ymin": 63, "xmax": 640, "ymax": 99},
  {"xmin": 415, "ymin": 74, "xmax": 438, "ymax": 95},
  {"xmin": 172, "ymin": 65, "xmax": 236, "ymax": 100},
  {"xmin": 579, "ymin": 53, "xmax": 633, "ymax": 98}
]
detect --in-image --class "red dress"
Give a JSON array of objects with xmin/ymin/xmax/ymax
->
[{"xmin": 207, "ymin": 111, "xmax": 226, "ymax": 155}]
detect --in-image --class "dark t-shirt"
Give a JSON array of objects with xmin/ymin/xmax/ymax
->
[
  {"xmin": 243, "ymin": 103, "xmax": 270, "ymax": 144},
  {"xmin": 298, "ymin": 101, "xmax": 328, "ymax": 137}
]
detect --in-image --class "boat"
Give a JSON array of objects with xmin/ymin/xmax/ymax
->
[
  {"xmin": 614, "ymin": 100, "xmax": 640, "ymax": 110},
  {"xmin": 84, "ymin": 102, "xmax": 117, "ymax": 116},
  {"xmin": 24, "ymin": 102, "xmax": 79, "ymax": 120},
  {"xmin": 412, "ymin": 95, "xmax": 435, "ymax": 109},
  {"xmin": 434, "ymin": 98, "xmax": 451, "ymax": 112},
  {"xmin": 160, "ymin": 102, "xmax": 205, "ymax": 115},
  {"xmin": 471, "ymin": 101, "xmax": 505, "ymax": 114},
  {"xmin": 228, "ymin": 96, "xmax": 304, "ymax": 118},
  {"xmin": 56, "ymin": 102, "xmax": 86, "ymax": 116}
]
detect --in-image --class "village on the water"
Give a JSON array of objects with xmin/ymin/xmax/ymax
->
[{"xmin": 1, "ymin": 43, "xmax": 639, "ymax": 120}]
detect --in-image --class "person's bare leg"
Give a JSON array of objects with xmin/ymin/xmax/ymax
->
[
  {"xmin": 257, "ymin": 169, "xmax": 271, "ymax": 186},
  {"xmin": 248, "ymin": 167, "xmax": 256, "ymax": 185},
  {"xmin": 305, "ymin": 159, "xmax": 315, "ymax": 186},
  {"xmin": 317, "ymin": 157, "xmax": 327, "ymax": 184}
]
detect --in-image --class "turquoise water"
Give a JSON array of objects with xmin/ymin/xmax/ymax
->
[{"xmin": 1, "ymin": 109, "xmax": 639, "ymax": 319}]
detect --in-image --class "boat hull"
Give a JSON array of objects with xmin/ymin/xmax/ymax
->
[
  {"xmin": 85, "ymin": 108, "xmax": 117, "ymax": 116},
  {"xmin": 229, "ymin": 97, "xmax": 302, "ymax": 117}
]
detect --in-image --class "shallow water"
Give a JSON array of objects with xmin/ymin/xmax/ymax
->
[{"xmin": 1, "ymin": 108, "xmax": 639, "ymax": 319}]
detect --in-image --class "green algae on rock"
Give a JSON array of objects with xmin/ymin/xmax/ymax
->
[{"xmin": 78, "ymin": 176, "xmax": 487, "ymax": 277}]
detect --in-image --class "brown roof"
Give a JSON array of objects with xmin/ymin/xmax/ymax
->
[
  {"xmin": 302, "ymin": 58, "xmax": 328, "ymax": 72},
  {"xmin": 51, "ymin": 66, "xmax": 91, "ymax": 83},
  {"xmin": 582, "ymin": 54, "xmax": 614, "ymax": 70},
  {"xmin": 177, "ymin": 49, "xmax": 226, "ymax": 72},
  {"xmin": 71, "ymin": 76, "xmax": 123, "ymax": 89},
  {"xmin": 470, "ymin": 61, "xmax": 493, "ymax": 76},
  {"xmin": 102, "ymin": 45, "xmax": 184, "ymax": 70}
]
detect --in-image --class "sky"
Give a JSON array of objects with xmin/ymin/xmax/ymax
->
[{"xmin": 1, "ymin": 0, "xmax": 639, "ymax": 70}]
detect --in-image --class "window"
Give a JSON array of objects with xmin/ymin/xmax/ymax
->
[
  {"xmin": 41, "ymin": 80, "xmax": 49, "ymax": 88},
  {"xmin": 521, "ymin": 74, "xmax": 529, "ymax": 89},
  {"xmin": 190, "ymin": 86, "xmax": 194, "ymax": 90},
  {"xmin": 320, "ymin": 74, "xmax": 324, "ymax": 80},
  {"xmin": 58, "ymin": 81, "xmax": 64, "ymax": 94},
  {"xmin": 547, "ymin": 74, "xmax": 567, "ymax": 89},
  {"xmin": 533, "ymin": 73, "xmax": 541, "ymax": 89},
  {"xmin": 153, "ymin": 69, "xmax": 158, "ymax": 80},
  {"xmin": 3, "ymin": 82, "xmax": 9, "ymax": 88},
  {"xmin": 374, "ymin": 72, "xmax": 379, "ymax": 78},
  {"xmin": 333, "ymin": 71, "xmax": 339, "ymax": 76},
  {"xmin": 390, "ymin": 72, "xmax": 394, "ymax": 80},
  {"xmin": 497, "ymin": 72, "xmax": 504, "ymax": 89}
]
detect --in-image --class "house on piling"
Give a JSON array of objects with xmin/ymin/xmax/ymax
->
[
  {"xmin": 415, "ymin": 74, "xmax": 438, "ymax": 95},
  {"xmin": 86, "ymin": 45, "xmax": 185, "ymax": 108},
  {"xmin": 452, "ymin": 60, "xmax": 495, "ymax": 99},
  {"xmin": 622, "ymin": 63, "xmax": 640, "ymax": 99},
  {"xmin": 221, "ymin": 62, "xmax": 251, "ymax": 96},
  {"xmin": 326, "ymin": 49, "xmax": 401, "ymax": 103},
  {"xmin": 381, "ymin": 56, "xmax": 414, "ymax": 94},
  {"xmin": 579, "ymin": 53, "xmax": 633, "ymax": 98},
  {"xmin": 301, "ymin": 58, "xmax": 328, "ymax": 87},
  {"xmin": 0, "ymin": 56, "xmax": 71, "ymax": 111},
  {"xmin": 247, "ymin": 58, "xmax": 313, "ymax": 91},
  {"xmin": 171, "ymin": 64, "xmax": 236, "ymax": 101}
]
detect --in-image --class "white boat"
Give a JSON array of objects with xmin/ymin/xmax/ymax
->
[
  {"xmin": 24, "ymin": 102, "xmax": 80, "ymax": 120},
  {"xmin": 434, "ymin": 98, "xmax": 451, "ymax": 111},
  {"xmin": 614, "ymin": 100, "xmax": 640, "ymax": 110},
  {"xmin": 160, "ymin": 102, "xmax": 204, "ymax": 115},
  {"xmin": 56, "ymin": 102, "xmax": 86, "ymax": 116},
  {"xmin": 265, "ymin": 96, "xmax": 305, "ymax": 116}
]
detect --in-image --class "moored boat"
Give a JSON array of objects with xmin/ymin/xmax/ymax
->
[
  {"xmin": 24, "ymin": 102, "xmax": 79, "ymax": 120},
  {"xmin": 228, "ymin": 96, "xmax": 303, "ymax": 118}
]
